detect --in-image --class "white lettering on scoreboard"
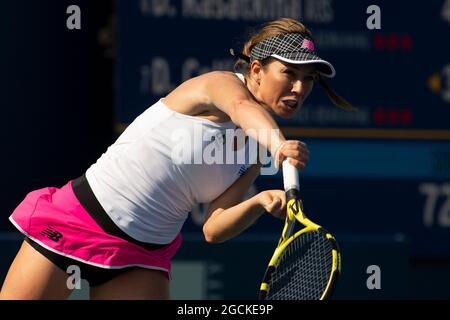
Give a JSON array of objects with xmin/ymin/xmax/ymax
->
[
  {"xmin": 139, "ymin": 0, "xmax": 336, "ymax": 23},
  {"xmin": 140, "ymin": 57, "xmax": 235, "ymax": 95}
]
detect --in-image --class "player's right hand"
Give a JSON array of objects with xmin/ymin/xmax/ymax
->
[{"xmin": 274, "ymin": 140, "xmax": 309, "ymax": 170}]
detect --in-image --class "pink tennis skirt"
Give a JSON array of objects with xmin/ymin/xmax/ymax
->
[{"xmin": 9, "ymin": 180, "xmax": 182, "ymax": 276}]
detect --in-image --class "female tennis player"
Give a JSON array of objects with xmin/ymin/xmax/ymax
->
[{"xmin": 0, "ymin": 18, "xmax": 342, "ymax": 300}]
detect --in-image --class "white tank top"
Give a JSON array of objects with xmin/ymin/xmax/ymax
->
[{"xmin": 86, "ymin": 74, "xmax": 253, "ymax": 244}]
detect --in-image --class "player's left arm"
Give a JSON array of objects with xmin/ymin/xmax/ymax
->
[{"xmin": 203, "ymin": 164, "xmax": 285, "ymax": 243}]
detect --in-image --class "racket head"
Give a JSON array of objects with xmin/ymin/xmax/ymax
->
[{"xmin": 259, "ymin": 227, "xmax": 341, "ymax": 300}]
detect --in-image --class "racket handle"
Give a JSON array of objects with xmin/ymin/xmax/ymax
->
[{"xmin": 282, "ymin": 158, "xmax": 300, "ymax": 192}]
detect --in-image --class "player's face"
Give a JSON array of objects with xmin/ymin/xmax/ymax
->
[{"xmin": 256, "ymin": 59, "xmax": 316, "ymax": 119}]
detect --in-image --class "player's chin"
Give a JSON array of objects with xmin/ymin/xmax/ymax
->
[
  {"xmin": 276, "ymin": 107, "xmax": 298, "ymax": 119},
  {"xmin": 275, "ymin": 102, "xmax": 302, "ymax": 119}
]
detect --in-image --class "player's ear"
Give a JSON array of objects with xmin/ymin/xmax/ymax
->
[{"xmin": 250, "ymin": 60, "xmax": 262, "ymax": 85}]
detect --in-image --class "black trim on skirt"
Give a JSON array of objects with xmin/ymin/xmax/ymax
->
[
  {"xmin": 25, "ymin": 237, "xmax": 139, "ymax": 287},
  {"xmin": 71, "ymin": 174, "xmax": 166, "ymax": 251}
]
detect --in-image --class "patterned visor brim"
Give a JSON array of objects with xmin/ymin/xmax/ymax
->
[{"xmin": 250, "ymin": 33, "xmax": 336, "ymax": 78}]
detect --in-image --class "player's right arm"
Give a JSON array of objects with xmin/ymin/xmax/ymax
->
[
  {"xmin": 203, "ymin": 71, "xmax": 285, "ymax": 158},
  {"xmin": 163, "ymin": 71, "xmax": 308, "ymax": 169}
]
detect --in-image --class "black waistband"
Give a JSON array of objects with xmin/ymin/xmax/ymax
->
[{"xmin": 71, "ymin": 174, "xmax": 166, "ymax": 251}]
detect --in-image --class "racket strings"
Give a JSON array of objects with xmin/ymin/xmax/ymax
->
[{"xmin": 266, "ymin": 231, "xmax": 334, "ymax": 300}]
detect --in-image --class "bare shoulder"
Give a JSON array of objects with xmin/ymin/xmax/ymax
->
[
  {"xmin": 199, "ymin": 71, "xmax": 252, "ymax": 103},
  {"xmin": 164, "ymin": 71, "xmax": 246, "ymax": 119},
  {"xmin": 194, "ymin": 71, "xmax": 254, "ymax": 116},
  {"xmin": 200, "ymin": 70, "xmax": 242, "ymax": 82},
  {"xmin": 172, "ymin": 71, "xmax": 240, "ymax": 93},
  {"xmin": 178, "ymin": 71, "xmax": 243, "ymax": 95}
]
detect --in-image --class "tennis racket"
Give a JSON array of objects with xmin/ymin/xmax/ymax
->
[{"xmin": 259, "ymin": 159, "xmax": 341, "ymax": 300}]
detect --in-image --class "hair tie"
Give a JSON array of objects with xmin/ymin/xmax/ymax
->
[{"xmin": 229, "ymin": 48, "xmax": 250, "ymax": 63}]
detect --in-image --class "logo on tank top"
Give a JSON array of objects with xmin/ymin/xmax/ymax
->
[
  {"xmin": 39, "ymin": 226, "xmax": 63, "ymax": 242},
  {"xmin": 238, "ymin": 164, "xmax": 251, "ymax": 176}
]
